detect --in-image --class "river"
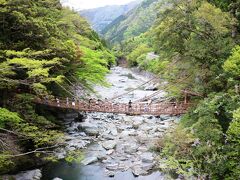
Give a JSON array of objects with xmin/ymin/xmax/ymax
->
[{"xmin": 11, "ymin": 67, "xmax": 180, "ymax": 180}]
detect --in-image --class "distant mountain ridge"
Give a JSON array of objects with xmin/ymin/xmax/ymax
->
[
  {"xmin": 79, "ymin": 1, "xmax": 142, "ymax": 33},
  {"xmin": 102, "ymin": 0, "xmax": 161, "ymax": 45}
]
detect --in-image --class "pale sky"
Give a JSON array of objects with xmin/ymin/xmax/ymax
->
[{"xmin": 60, "ymin": 0, "xmax": 137, "ymax": 10}]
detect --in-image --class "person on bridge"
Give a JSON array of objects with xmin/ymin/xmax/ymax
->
[
  {"xmin": 96, "ymin": 99, "xmax": 102, "ymax": 108},
  {"xmin": 44, "ymin": 96, "xmax": 48, "ymax": 105},
  {"xmin": 56, "ymin": 98, "xmax": 60, "ymax": 107},
  {"xmin": 88, "ymin": 98, "xmax": 92, "ymax": 109},
  {"xmin": 144, "ymin": 103, "xmax": 148, "ymax": 112},
  {"xmin": 72, "ymin": 98, "xmax": 76, "ymax": 107},
  {"xmin": 128, "ymin": 100, "xmax": 132, "ymax": 111},
  {"xmin": 66, "ymin": 97, "xmax": 69, "ymax": 106},
  {"xmin": 104, "ymin": 98, "xmax": 108, "ymax": 110},
  {"xmin": 147, "ymin": 99, "xmax": 152, "ymax": 105}
]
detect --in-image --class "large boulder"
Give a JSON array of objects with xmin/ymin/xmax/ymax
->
[
  {"xmin": 84, "ymin": 128, "xmax": 99, "ymax": 136},
  {"xmin": 14, "ymin": 169, "xmax": 42, "ymax": 180},
  {"xmin": 102, "ymin": 140, "xmax": 117, "ymax": 150},
  {"xmin": 78, "ymin": 122, "xmax": 99, "ymax": 136},
  {"xmin": 52, "ymin": 178, "xmax": 63, "ymax": 180},
  {"xmin": 141, "ymin": 152, "xmax": 154, "ymax": 163},
  {"xmin": 81, "ymin": 156, "xmax": 98, "ymax": 165},
  {"xmin": 131, "ymin": 166, "xmax": 147, "ymax": 176},
  {"xmin": 141, "ymin": 163, "xmax": 155, "ymax": 171}
]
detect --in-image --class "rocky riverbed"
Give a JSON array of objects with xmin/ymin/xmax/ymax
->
[
  {"xmin": 61, "ymin": 112, "xmax": 179, "ymax": 178},
  {"xmin": 51, "ymin": 67, "xmax": 179, "ymax": 179},
  {"xmin": 8, "ymin": 67, "xmax": 179, "ymax": 180}
]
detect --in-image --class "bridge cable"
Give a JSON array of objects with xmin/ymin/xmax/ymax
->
[
  {"xmin": 109, "ymin": 76, "xmax": 158, "ymax": 101},
  {"xmin": 55, "ymin": 81, "xmax": 75, "ymax": 97},
  {"xmin": 134, "ymin": 74, "xmax": 192, "ymax": 103},
  {"xmin": 109, "ymin": 60, "xmax": 180, "ymax": 101}
]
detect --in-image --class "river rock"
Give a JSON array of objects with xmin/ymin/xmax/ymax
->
[
  {"xmin": 106, "ymin": 149, "xmax": 114, "ymax": 155},
  {"xmin": 133, "ymin": 119, "xmax": 143, "ymax": 129},
  {"xmin": 102, "ymin": 130, "xmax": 115, "ymax": 140},
  {"xmin": 110, "ymin": 128, "xmax": 118, "ymax": 136},
  {"xmin": 141, "ymin": 152, "xmax": 154, "ymax": 163},
  {"xmin": 124, "ymin": 143, "xmax": 138, "ymax": 154},
  {"xmin": 92, "ymin": 114, "xmax": 102, "ymax": 120},
  {"xmin": 78, "ymin": 122, "xmax": 96, "ymax": 130},
  {"xmin": 142, "ymin": 163, "xmax": 155, "ymax": 171},
  {"xmin": 138, "ymin": 146, "xmax": 148, "ymax": 152},
  {"xmin": 78, "ymin": 122, "xmax": 99, "ymax": 136},
  {"xmin": 123, "ymin": 116, "xmax": 132, "ymax": 123},
  {"xmin": 96, "ymin": 153, "xmax": 107, "ymax": 161},
  {"xmin": 144, "ymin": 84, "xmax": 158, "ymax": 91},
  {"xmin": 158, "ymin": 124, "xmax": 169, "ymax": 130},
  {"xmin": 139, "ymin": 125, "xmax": 153, "ymax": 132},
  {"xmin": 128, "ymin": 129, "xmax": 137, "ymax": 136},
  {"xmin": 137, "ymin": 133, "xmax": 149, "ymax": 144},
  {"xmin": 102, "ymin": 140, "xmax": 117, "ymax": 150},
  {"xmin": 106, "ymin": 170, "xmax": 115, "ymax": 177},
  {"xmin": 14, "ymin": 169, "xmax": 42, "ymax": 180},
  {"xmin": 119, "ymin": 130, "xmax": 130, "ymax": 139},
  {"xmin": 144, "ymin": 118, "xmax": 156, "ymax": 124},
  {"xmin": 156, "ymin": 127, "xmax": 166, "ymax": 132},
  {"xmin": 132, "ymin": 166, "xmax": 147, "ymax": 176},
  {"xmin": 160, "ymin": 115, "xmax": 171, "ymax": 121},
  {"xmin": 52, "ymin": 178, "xmax": 63, "ymax": 180},
  {"xmin": 106, "ymin": 163, "xmax": 119, "ymax": 170},
  {"xmin": 81, "ymin": 156, "xmax": 98, "ymax": 165},
  {"xmin": 102, "ymin": 134, "xmax": 115, "ymax": 140},
  {"xmin": 79, "ymin": 132, "xmax": 87, "ymax": 137}
]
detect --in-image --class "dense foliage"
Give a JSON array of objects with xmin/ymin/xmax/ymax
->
[
  {"xmin": 0, "ymin": 0, "xmax": 115, "ymax": 174},
  {"xmin": 147, "ymin": 0, "xmax": 240, "ymax": 179}
]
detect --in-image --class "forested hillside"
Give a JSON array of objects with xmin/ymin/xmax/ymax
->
[
  {"xmin": 79, "ymin": 1, "xmax": 141, "ymax": 33},
  {"xmin": 120, "ymin": 0, "xmax": 240, "ymax": 178},
  {"xmin": 0, "ymin": 0, "xmax": 114, "ymax": 174},
  {"xmin": 102, "ymin": 0, "xmax": 161, "ymax": 45}
]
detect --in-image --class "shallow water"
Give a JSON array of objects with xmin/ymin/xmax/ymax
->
[{"xmin": 42, "ymin": 161, "xmax": 165, "ymax": 180}]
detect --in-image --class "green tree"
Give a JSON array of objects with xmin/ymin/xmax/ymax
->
[
  {"xmin": 153, "ymin": 0, "xmax": 235, "ymax": 94},
  {"xmin": 225, "ymin": 108, "xmax": 240, "ymax": 179}
]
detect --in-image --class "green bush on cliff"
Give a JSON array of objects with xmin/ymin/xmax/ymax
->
[{"xmin": 0, "ymin": 108, "xmax": 22, "ymax": 128}]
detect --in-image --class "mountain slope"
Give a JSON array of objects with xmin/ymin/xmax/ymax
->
[
  {"xmin": 102, "ymin": 0, "xmax": 161, "ymax": 45},
  {"xmin": 79, "ymin": 1, "xmax": 141, "ymax": 33}
]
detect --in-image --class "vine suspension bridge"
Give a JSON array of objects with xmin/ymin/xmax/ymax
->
[
  {"xmin": 34, "ymin": 75, "xmax": 201, "ymax": 116},
  {"xmin": 35, "ymin": 97, "xmax": 192, "ymax": 116}
]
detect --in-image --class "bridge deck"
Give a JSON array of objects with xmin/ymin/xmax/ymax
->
[{"xmin": 35, "ymin": 98, "xmax": 192, "ymax": 116}]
